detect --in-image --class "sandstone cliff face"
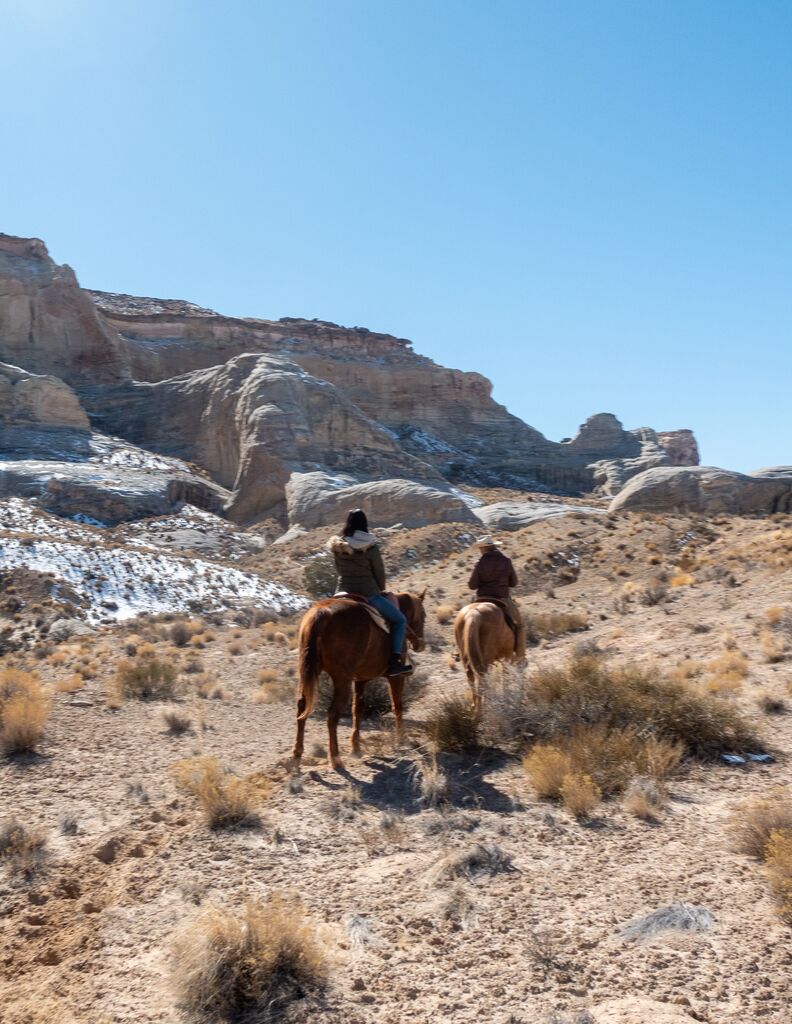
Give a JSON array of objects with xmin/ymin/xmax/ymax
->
[
  {"xmin": 0, "ymin": 232, "xmax": 703, "ymax": 526},
  {"xmin": 88, "ymin": 354, "xmax": 442, "ymax": 523},
  {"xmin": 0, "ymin": 362, "xmax": 89, "ymax": 431},
  {"xmin": 0, "ymin": 236, "xmax": 127, "ymax": 385}
]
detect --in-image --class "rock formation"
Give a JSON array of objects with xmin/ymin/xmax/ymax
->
[
  {"xmin": 0, "ymin": 232, "xmax": 703, "ymax": 526},
  {"xmin": 285, "ymin": 472, "xmax": 477, "ymax": 530},
  {"xmin": 610, "ymin": 466, "xmax": 792, "ymax": 515}
]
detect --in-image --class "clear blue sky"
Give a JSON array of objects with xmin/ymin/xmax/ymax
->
[{"xmin": 2, "ymin": 1, "xmax": 790, "ymax": 471}]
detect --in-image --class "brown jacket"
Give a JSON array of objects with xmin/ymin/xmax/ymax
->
[
  {"xmin": 469, "ymin": 548, "xmax": 517, "ymax": 599},
  {"xmin": 327, "ymin": 531, "xmax": 386, "ymax": 597}
]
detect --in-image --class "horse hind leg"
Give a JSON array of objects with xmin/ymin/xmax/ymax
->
[
  {"xmin": 387, "ymin": 675, "xmax": 406, "ymax": 746},
  {"xmin": 292, "ymin": 694, "xmax": 308, "ymax": 767},
  {"xmin": 327, "ymin": 677, "xmax": 352, "ymax": 772},
  {"xmin": 351, "ymin": 680, "xmax": 366, "ymax": 757}
]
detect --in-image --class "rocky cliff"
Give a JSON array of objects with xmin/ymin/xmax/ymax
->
[{"xmin": 0, "ymin": 233, "xmax": 699, "ymax": 526}]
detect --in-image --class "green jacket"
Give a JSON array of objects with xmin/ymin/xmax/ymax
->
[{"xmin": 327, "ymin": 531, "xmax": 386, "ymax": 597}]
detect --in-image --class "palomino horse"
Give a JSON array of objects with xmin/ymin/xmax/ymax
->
[
  {"xmin": 454, "ymin": 602, "xmax": 518, "ymax": 714},
  {"xmin": 292, "ymin": 591, "xmax": 427, "ymax": 771}
]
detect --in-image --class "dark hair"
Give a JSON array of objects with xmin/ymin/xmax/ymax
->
[{"xmin": 343, "ymin": 509, "xmax": 369, "ymax": 537}]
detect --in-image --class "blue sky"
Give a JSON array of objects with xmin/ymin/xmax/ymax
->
[{"xmin": 2, "ymin": 1, "xmax": 790, "ymax": 471}]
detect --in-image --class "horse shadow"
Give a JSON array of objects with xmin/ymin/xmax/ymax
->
[{"xmin": 337, "ymin": 746, "xmax": 516, "ymax": 816}]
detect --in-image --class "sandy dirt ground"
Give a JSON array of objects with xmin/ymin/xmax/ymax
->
[{"xmin": 1, "ymin": 507, "xmax": 791, "ymax": 1023}]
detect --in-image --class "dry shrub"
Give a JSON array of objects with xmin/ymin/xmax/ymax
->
[
  {"xmin": 171, "ymin": 896, "xmax": 328, "ymax": 1019},
  {"xmin": 761, "ymin": 629, "xmax": 788, "ymax": 664},
  {"xmin": 526, "ymin": 611, "xmax": 588, "ymax": 642},
  {"xmin": 436, "ymin": 604, "xmax": 456, "ymax": 624},
  {"xmin": 523, "ymin": 745, "xmax": 573, "ymax": 798},
  {"xmin": 228, "ymin": 642, "xmax": 243, "ymax": 656},
  {"xmin": 672, "ymin": 659, "xmax": 703, "ymax": 681},
  {"xmin": 172, "ymin": 757, "xmax": 261, "ymax": 829},
  {"xmin": 766, "ymin": 831, "xmax": 792, "ymax": 921},
  {"xmin": 0, "ymin": 818, "xmax": 48, "ymax": 879},
  {"xmin": 55, "ymin": 673, "xmax": 84, "ymax": 694},
  {"xmin": 624, "ymin": 777, "xmax": 666, "ymax": 820},
  {"xmin": 431, "ymin": 843, "xmax": 514, "ymax": 881},
  {"xmin": 709, "ymin": 651, "xmax": 749, "ymax": 678},
  {"xmin": 559, "ymin": 772, "xmax": 602, "ymax": 818},
  {"xmin": 729, "ymin": 788, "xmax": 792, "ymax": 859},
  {"xmin": 516, "ymin": 655, "xmax": 760, "ymax": 760},
  {"xmin": 412, "ymin": 755, "xmax": 449, "ymax": 808},
  {"xmin": 424, "ymin": 696, "xmax": 479, "ymax": 753},
  {"xmin": 163, "ymin": 709, "xmax": 193, "ymax": 735},
  {"xmin": 253, "ymin": 673, "xmax": 293, "ymax": 704},
  {"xmin": 116, "ymin": 657, "xmax": 180, "ymax": 700},
  {"xmin": 670, "ymin": 572, "xmax": 695, "ymax": 587},
  {"xmin": 170, "ymin": 621, "xmax": 193, "ymax": 647},
  {"xmin": 639, "ymin": 578, "xmax": 668, "ymax": 606},
  {"xmin": 0, "ymin": 669, "xmax": 50, "ymax": 755}
]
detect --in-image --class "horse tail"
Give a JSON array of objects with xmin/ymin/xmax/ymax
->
[
  {"xmin": 463, "ymin": 608, "xmax": 488, "ymax": 676},
  {"xmin": 297, "ymin": 606, "xmax": 331, "ymax": 720}
]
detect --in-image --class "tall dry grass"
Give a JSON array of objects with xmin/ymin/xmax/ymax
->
[
  {"xmin": 0, "ymin": 669, "xmax": 50, "ymax": 755},
  {"xmin": 171, "ymin": 896, "xmax": 328, "ymax": 1018},
  {"xmin": 172, "ymin": 757, "xmax": 263, "ymax": 829}
]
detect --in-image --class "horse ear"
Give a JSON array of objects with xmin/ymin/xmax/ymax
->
[{"xmin": 418, "ymin": 587, "xmax": 427, "ymax": 602}]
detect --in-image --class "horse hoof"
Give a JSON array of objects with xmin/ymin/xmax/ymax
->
[
  {"xmin": 350, "ymin": 744, "xmax": 362, "ymax": 758},
  {"xmin": 329, "ymin": 756, "xmax": 345, "ymax": 772}
]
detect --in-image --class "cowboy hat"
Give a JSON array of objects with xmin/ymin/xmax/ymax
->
[{"xmin": 476, "ymin": 535, "xmax": 498, "ymax": 548}]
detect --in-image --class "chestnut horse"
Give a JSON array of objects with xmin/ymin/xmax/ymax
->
[
  {"xmin": 454, "ymin": 602, "xmax": 517, "ymax": 714},
  {"xmin": 292, "ymin": 591, "xmax": 426, "ymax": 771}
]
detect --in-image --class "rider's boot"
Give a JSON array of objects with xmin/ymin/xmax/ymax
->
[{"xmin": 387, "ymin": 654, "xmax": 413, "ymax": 677}]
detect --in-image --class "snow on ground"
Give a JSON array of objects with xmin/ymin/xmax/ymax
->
[
  {"xmin": 0, "ymin": 497, "xmax": 101, "ymax": 541},
  {"xmin": 0, "ymin": 536, "xmax": 307, "ymax": 622}
]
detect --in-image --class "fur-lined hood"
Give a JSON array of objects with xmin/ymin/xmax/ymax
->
[{"xmin": 327, "ymin": 530, "xmax": 379, "ymax": 554}]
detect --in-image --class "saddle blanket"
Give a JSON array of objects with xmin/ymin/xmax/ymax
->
[{"xmin": 332, "ymin": 592, "xmax": 392, "ymax": 633}]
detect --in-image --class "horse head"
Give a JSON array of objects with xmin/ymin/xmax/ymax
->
[{"xmin": 400, "ymin": 588, "xmax": 427, "ymax": 652}]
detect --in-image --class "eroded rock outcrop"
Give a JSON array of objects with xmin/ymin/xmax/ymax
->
[
  {"xmin": 610, "ymin": 466, "xmax": 792, "ymax": 515},
  {"xmin": 0, "ymin": 232, "xmax": 703, "ymax": 525},
  {"xmin": 0, "ymin": 235, "xmax": 127, "ymax": 385},
  {"xmin": 286, "ymin": 472, "xmax": 477, "ymax": 530},
  {"xmin": 90, "ymin": 354, "xmax": 442, "ymax": 523}
]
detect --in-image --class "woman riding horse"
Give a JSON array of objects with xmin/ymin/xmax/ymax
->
[
  {"xmin": 327, "ymin": 509, "xmax": 413, "ymax": 678},
  {"xmin": 293, "ymin": 509, "xmax": 426, "ymax": 770}
]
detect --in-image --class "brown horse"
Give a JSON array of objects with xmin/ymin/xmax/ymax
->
[
  {"xmin": 292, "ymin": 591, "xmax": 427, "ymax": 771},
  {"xmin": 454, "ymin": 602, "xmax": 517, "ymax": 714}
]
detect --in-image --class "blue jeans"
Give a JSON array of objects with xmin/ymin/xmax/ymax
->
[{"xmin": 368, "ymin": 595, "xmax": 407, "ymax": 654}]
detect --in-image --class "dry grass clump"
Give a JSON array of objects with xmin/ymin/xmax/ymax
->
[
  {"xmin": 431, "ymin": 842, "xmax": 515, "ymax": 881},
  {"xmin": 523, "ymin": 745, "xmax": 572, "ymax": 798},
  {"xmin": 412, "ymin": 755, "xmax": 449, "ymax": 808},
  {"xmin": 624, "ymin": 777, "xmax": 667, "ymax": 820},
  {"xmin": 435, "ymin": 604, "xmax": 457, "ymax": 624},
  {"xmin": 559, "ymin": 772, "xmax": 602, "ymax": 819},
  {"xmin": 163, "ymin": 709, "xmax": 193, "ymax": 735},
  {"xmin": 0, "ymin": 818, "xmax": 48, "ymax": 879},
  {"xmin": 670, "ymin": 572, "xmax": 695, "ymax": 588},
  {"xmin": 116, "ymin": 657, "xmax": 180, "ymax": 700},
  {"xmin": 729, "ymin": 788, "xmax": 792, "ymax": 859},
  {"xmin": 515, "ymin": 655, "xmax": 760, "ymax": 760},
  {"xmin": 253, "ymin": 669, "xmax": 293, "ymax": 705},
  {"xmin": 172, "ymin": 757, "xmax": 261, "ymax": 829},
  {"xmin": 766, "ymin": 831, "xmax": 792, "ymax": 921},
  {"xmin": 526, "ymin": 610, "xmax": 588, "ymax": 641},
  {"xmin": 0, "ymin": 669, "xmax": 51, "ymax": 755},
  {"xmin": 424, "ymin": 695, "xmax": 479, "ymax": 752},
  {"xmin": 55, "ymin": 673, "xmax": 85, "ymax": 694},
  {"xmin": 171, "ymin": 896, "xmax": 328, "ymax": 1019}
]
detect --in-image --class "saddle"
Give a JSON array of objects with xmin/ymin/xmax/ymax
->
[
  {"xmin": 331, "ymin": 592, "xmax": 395, "ymax": 635},
  {"xmin": 470, "ymin": 597, "xmax": 519, "ymax": 645}
]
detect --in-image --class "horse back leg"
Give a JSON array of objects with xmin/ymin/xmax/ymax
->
[
  {"xmin": 328, "ymin": 677, "xmax": 352, "ymax": 771},
  {"xmin": 351, "ymin": 680, "xmax": 366, "ymax": 756},
  {"xmin": 387, "ymin": 675, "xmax": 405, "ymax": 743},
  {"xmin": 292, "ymin": 694, "xmax": 308, "ymax": 766}
]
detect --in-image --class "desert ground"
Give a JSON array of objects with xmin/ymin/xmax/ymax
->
[{"xmin": 1, "ymin": 498, "xmax": 791, "ymax": 1024}]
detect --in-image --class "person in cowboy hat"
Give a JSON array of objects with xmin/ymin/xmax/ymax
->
[{"xmin": 468, "ymin": 535, "xmax": 526, "ymax": 658}]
